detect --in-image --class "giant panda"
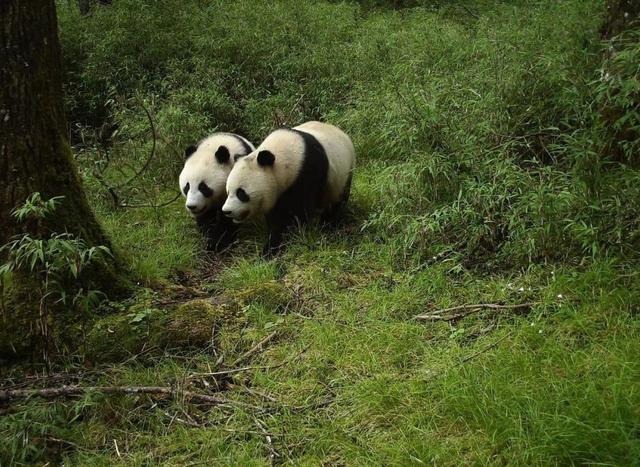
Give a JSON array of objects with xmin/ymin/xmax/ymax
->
[
  {"xmin": 179, "ymin": 132, "xmax": 255, "ymax": 251},
  {"xmin": 222, "ymin": 121, "xmax": 355, "ymax": 256}
]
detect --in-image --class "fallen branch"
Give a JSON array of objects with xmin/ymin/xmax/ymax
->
[
  {"xmin": 459, "ymin": 332, "xmax": 513, "ymax": 364},
  {"xmin": 415, "ymin": 302, "xmax": 539, "ymax": 321},
  {"xmin": 113, "ymin": 96, "xmax": 157, "ymax": 190},
  {"xmin": 255, "ymin": 417, "xmax": 279, "ymax": 466},
  {"xmin": 460, "ymin": 4, "xmax": 480, "ymax": 20},
  {"xmin": 191, "ymin": 345, "xmax": 308, "ymax": 379},
  {"xmin": 118, "ymin": 191, "xmax": 181, "ymax": 209},
  {"xmin": 0, "ymin": 385, "xmax": 259, "ymax": 410},
  {"xmin": 231, "ymin": 331, "xmax": 278, "ymax": 367},
  {"xmin": 419, "ymin": 332, "xmax": 515, "ymax": 382}
]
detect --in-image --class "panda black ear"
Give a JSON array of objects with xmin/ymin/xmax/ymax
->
[
  {"xmin": 215, "ymin": 145, "xmax": 230, "ymax": 164},
  {"xmin": 257, "ymin": 150, "xmax": 275, "ymax": 167},
  {"xmin": 184, "ymin": 145, "xmax": 197, "ymax": 159}
]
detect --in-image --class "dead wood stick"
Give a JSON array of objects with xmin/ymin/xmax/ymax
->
[
  {"xmin": 191, "ymin": 364, "xmax": 282, "ymax": 378},
  {"xmin": 459, "ymin": 332, "xmax": 513, "ymax": 364},
  {"xmin": 420, "ymin": 332, "xmax": 515, "ymax": 382},
  {"xmin": 231, "ymin": 331, "xmax": 278, "ymax": 367},
  {"xmin": 192, "ymin": 345, "xmax": 309, "ymax": 379},
  {"xmin": 415, "ymin": 302, "xmax": 539, "ymax": 321},
  {"xmin": 0, "ymin": 385, "xmax": 259, "ymax": 410},
  {"xmin": 255, "ymin": 417, "xmax": 279, "ymax": 466},
  {"xmin": 232, "ymin": 385, "xmax": 280, "ymax": 403}
]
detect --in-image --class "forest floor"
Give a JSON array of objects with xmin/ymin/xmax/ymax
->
[{"xmin": 2, "ymin": 0, "xmax": 640, "ymax": 465}]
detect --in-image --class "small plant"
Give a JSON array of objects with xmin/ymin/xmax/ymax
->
[{"xmin": 0, "ymin": 193, "xmax": 111, "ymax": 364}]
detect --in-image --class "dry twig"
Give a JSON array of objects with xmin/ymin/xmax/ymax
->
[
  {"xmin": 118, "ymin": 191, "xmax": 181, "ymax": 209},
  {"xmin": 231, "ymin": 331, "xmax": 278, "ymax": 367},
  {"xmin": 415, "ymin": 302, "xmax": 539, "ymax": 321},
  {"xmin": 113, "ymin": 97, "xmax": 157, "ymax": 189},
  {"xmin": 191, "ymin": 345, "xmax": 308, "ymax": 379},
  {"xmin": 255, "ymin": 417, "xmax": 279, "ymax": 466},
  {"xmin": 0, "ymin": 385, "xmax": 260, "ymax": 410},
  {"xmin": 459, "ymin": 332, "xmax": 513, "ymax": 364}
]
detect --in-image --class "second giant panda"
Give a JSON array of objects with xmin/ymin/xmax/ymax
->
[
  {"xmin": 179, "ymin": 132, "xmax": 254, "ymax": 251},
  {"xmin": 222, "ymin": 121, "xmax": 355, "ymax": 256}
]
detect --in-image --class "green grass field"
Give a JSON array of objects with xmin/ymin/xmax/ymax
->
[{"xmin": 2, "ymin": 0, "xmax": 640, "ymax": 464}]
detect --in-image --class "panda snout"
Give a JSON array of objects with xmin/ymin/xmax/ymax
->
[
  {"xmin": 222, "ymin": 209, "xmax": 233, "ymax": 217},
  {"xmin": 186, "ymin": 204, "xmax": 199, "ymax": 212}
]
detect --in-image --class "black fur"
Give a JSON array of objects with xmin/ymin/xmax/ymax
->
[
  {"xmin": 236, "ymin": 187, "xmax": 250, "ymax": 202},
  {"xmin": 196, "ymin": 207, "xmax": 238, "ymax": 252},
  {"xmin": 257, "ymin": 150, "xmax": 275, "ymax": 166},
  {"xmin": 263, "ymin": 129, "xmax": 329, "ymax": 257},
  {"xmin": 228, "ymin": 133, "xmax": 253, "ymax": 156},
  {"xmin": 215, "ymin": 145, "xmax": 230, "ymax": 164},
  {"xmin": 198, "ymin": 181, "xmax": 213, "ymax": 198},
  {"xmin": 185, "ymin": 145, "xmax": 197, "ymax": 159},
  {"xmin": 321, "ymin": 172, "xmax": 352, "ymax": 224}
]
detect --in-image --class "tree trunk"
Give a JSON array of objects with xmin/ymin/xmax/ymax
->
[
  {"xmin": 600, "ymin": 0, "xmax": 640, "ymax": 39},
  {"xmin": 598, "ymin": 0, "xmax": 640, "ymax": 166},
  {"xmin": 78, "ymin": 0, "xmax": 92, "ymax": 15},
  {"xmin": 0, "ymin": 0, "xmax": 127, "ymax": 359},
  {"xmin": 78, "ymin": 0, "xmax": 112, "ymax": 16}
]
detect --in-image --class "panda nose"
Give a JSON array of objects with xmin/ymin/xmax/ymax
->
[
  {"xmin": 187, "ymin": 204, "xmax": 198, "ymax": 211},
  {"xmin": 222, "ymin": 209, "xmax": 232, "ymax": 217}
]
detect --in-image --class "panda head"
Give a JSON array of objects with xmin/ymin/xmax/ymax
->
[
  {"xmin": 179, "ymin": 142, "xmax": 234, "ymax": 217},
  {"xmin": 222, "ymin": 150, "xmax": 278, "ymax": 223}
]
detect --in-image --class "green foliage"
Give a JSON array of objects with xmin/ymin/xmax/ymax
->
[
  {"xmin": 0, "ymin": 195, "xmax": 111, "ymax": 342},
  {"xmin": 57, "ymin": 0, "xmax": 640, "ymax": 268},
  {"xmin": 595, "ymin": 27, "xmax": 640, "ymax": 165},
  {"xmin": 10, "ymin": 192, "xmax": 64, "ymax": 223},
  {"xmin": 1, "ymin": 194, "xmax": 111, "ymax": 305}
]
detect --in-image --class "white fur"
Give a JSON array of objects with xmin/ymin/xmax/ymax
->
[
  {"xmin": 179, "ymin": 133, "xmax": 254, "ymax": 217},
  {"xmin": 223, "ymin": 121, "xmax": 355, "ymax": 223}
]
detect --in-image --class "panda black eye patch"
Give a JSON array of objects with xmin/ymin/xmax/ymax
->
[
  {"xmin": 183, "ymin": 183, "xmax": 190, "ymax": 196},
  {"xmin": 236, "ymin": 188, "xmax": 250, "ymax": 202},
  {"xmin": 198, "ymin": 182, "xmax": 213, "ymax": 198}
]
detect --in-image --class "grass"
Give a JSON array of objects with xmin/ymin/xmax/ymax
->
[
  {"xmin": 4, "ymin": 258, "xmax": 640, "ymax": 465},
  {"xmin": 2, "ymin": 0, "xmax": 640, "ymax": 464}
]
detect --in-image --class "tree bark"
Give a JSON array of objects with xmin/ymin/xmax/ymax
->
[
  {"xmin": 600, "ymin": 0, "xmax": 640, "ymax": 39},
  {"xmin": 598, "ymin": 1, "xmax": 640, "ymax": 166},
  {"xmin": 78, "ymin": 0, "xmax": 112, "ymax": 16},
  {"xmin": 0, "ymin": 0, "xmax": 127, "ymax": 358}
]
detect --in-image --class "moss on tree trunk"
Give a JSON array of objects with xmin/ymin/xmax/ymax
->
[{"xmin": 0, "ymin": 0, "xmax": 129, "ymax": 360}]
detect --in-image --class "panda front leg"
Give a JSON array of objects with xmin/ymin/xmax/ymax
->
[
  {"xmin": 209, "ymin": 210, "xmax": 239, "ymax": 251},
  {"xmin": 263, "ymin": 194, "xmax": 316, "ymax": 257},
  {"xmin": 263, "ymin": 208, "xmax": 308, "ymax": 258},
  {"xmin": 320, "ymin": 173, "xmax": 353, "ymax": 226},
  {"xmin": 196, "ymin": 209, "xmax": 238, "ymax": 252},
  {"xmin": 263, "ymin": 212, "xmax": 287, "ymax": 258}
]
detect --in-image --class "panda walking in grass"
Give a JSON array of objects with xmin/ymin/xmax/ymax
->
[
  {"xmin": 222, "ymin": 121, "xmax": 355, "ymax": 257},
  {"xmin": 179, "ymin": 133, "xmax": 255, "ymax": 251}
]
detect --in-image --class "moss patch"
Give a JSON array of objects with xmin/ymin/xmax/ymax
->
[
  {"xmin": 84, "ymin": 296, "xmax": 246, "ymax": 363},
  {"xmin": 85, "ymin": 308, "xmax": 165, "ymax": 363},
  {"xmin": 163, "ymin": 299, "xmax": 233, "ymax": 348},
  {"xmin": 229, "ymin": 280, "xmax": 293, "ymax": 311}
]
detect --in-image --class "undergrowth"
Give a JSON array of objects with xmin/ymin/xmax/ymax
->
[{"xmin": 2, "ymin": 0, "xmax": 639, "ymax": 464}]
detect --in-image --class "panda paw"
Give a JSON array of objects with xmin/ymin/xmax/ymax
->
[{"xmin": 261, "ymin": 242, "xmax": 284, "ymax": 259}]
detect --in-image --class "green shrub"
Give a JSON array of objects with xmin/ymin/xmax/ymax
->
[{"xmin": 0, "ymin": 194, "xmax": 111, "ymax": 359}]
